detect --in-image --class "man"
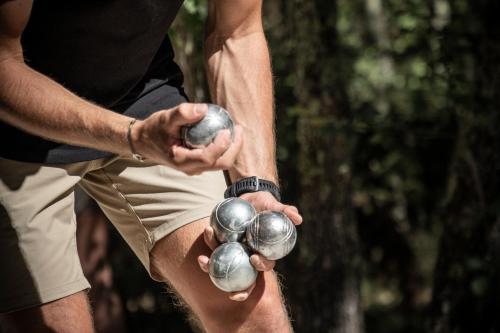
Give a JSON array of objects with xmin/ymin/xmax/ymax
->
[{"xmin": 0, "ymin": 0, "xmax": 302, "ymax": 332}]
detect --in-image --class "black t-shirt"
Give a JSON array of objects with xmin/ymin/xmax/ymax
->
[{"xmin": 0, "ymin": 0, "xmax": 185, "ymax": 163}]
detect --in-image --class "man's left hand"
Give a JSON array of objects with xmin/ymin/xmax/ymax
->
[{"xmin": 197, "ymin": 191, "xmax": 302, "ymax": 301}]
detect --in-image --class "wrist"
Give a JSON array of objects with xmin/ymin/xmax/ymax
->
[
  {"xmin": 127, "ymin": 118, "xmax": 145, "ymax": 161},
  {"xmin": 224, "ymin": 176, "xmax": 281, "ymax": 201},
  {"xmin": 227, "ymin": 168, "xmax": 279, "ymax": 186}
]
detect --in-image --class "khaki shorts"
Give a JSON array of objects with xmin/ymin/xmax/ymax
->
[{"xmin": 0, "ymin": 156, "xmax": 226, "ymax": 313}]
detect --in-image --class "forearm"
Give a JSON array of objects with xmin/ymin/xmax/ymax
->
[
  {"xmin": 0, "ymin": 58, "xmax": 132, "ymax": 156},
  {"xmin": 205, "ymin": 31, "xmax": 277, "ymax": 183}
]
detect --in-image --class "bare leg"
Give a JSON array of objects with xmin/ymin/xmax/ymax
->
[
  {"xmin": 0, "ymin": 291, "xmax": 94, "ymax": 333},
  {"xmin": 150, "ymin": 217, "xmax": 292, "ymax": 333}
]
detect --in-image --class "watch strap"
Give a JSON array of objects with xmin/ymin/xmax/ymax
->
[{"xmin": 224, "ymin": 176, "xmax": 281, "ymax": 201}]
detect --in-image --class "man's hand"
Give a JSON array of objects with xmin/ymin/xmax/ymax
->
[
  {"xmin": 197, "ymin": 191, "xmax": 302, "ymax": 301},
  {"xmin": 201, "ymin": 0, "xmax": 297, "ymax": 302},
  {"xmin": 131, "ymin": 103, "xmax": 243, "ymax": 175}
]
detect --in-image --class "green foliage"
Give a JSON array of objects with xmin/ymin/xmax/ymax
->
[
  {"xmin": 116, "ymin": 1, "xmax": 500, "ymax": 332},
  {"xmin": 183, "ymin": 0, "xmax": 207, "ymax": 17},
  {"xmin": 264, "ymin": 0, "xmax": 498, "ymax": 332}
]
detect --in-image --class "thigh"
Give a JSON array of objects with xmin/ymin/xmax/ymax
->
[
  {"xmin": 79, "ymin": 156, "xmax": 227, "ymax": 275},
  {"xmin": 149, "ymin": 217, "xmax": 292, "ymax": 333},
  {"xmin": 0, "ymin": 158, "xmax": 90, "ymax": 314}
]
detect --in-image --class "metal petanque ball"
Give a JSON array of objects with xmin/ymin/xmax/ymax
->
[
  {"xmin": 210, "ymin": 198, "xmax": 256, "ymax": 243},
  {"xmin": 246, "ymin": 211, "xmax": 297, "ymax": 260},
  {"xmin": 182, "ymin": 104, "xmax": 234, "ymax": 149},
  {"xmin": 209, "ymin": 242, "xmax": 258, "ymax": 292}
]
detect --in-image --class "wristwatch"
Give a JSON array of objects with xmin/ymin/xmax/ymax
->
[{"xmin": 224, "ymin": 176, "xmax": 281, "ymax": 201}]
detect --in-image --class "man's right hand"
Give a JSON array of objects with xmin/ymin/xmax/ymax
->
[
  {"xmin": 130, "ymin": 103, "xmax": 243, "ymax": 175},
  {"xmin": 1, "ymin": 2, "xmax": 241, "ymax": 175}
]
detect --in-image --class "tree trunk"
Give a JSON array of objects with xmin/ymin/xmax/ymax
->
[
  {"xmin": 292, "ymin": 116, "xmax": 363, "ymax": 333},
  {"xmin": 430, "ymin": 1, "xmax": 500, "ymax": 332},
  {"xmin": 269, "ymin": 1, "xmax": 364, "ymax": 331}
]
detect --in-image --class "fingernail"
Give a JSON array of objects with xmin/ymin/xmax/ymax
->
[
  {"xmin": 199, "ymin": 257, "xmax": 209, "ymax": 265},
  {"xmin": 194, "ymin": 104, "xmax": 207, "ymax": 115},
  {"xmin": 234, "ymin": 293, "xmax": 248, "ymax": 302},
  {"xmin": 250, "ymin": 257, "xmax": 263, "ymax": 270}
]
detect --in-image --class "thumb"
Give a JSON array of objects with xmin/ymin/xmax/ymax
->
[{"xmin": 170, "ymin": 103, "xmax": 207, "ymax": 128}]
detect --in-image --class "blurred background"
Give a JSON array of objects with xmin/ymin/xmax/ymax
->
[{"xmin": 75, "ymin": 0, "xmax": 500, "ymax": 332}]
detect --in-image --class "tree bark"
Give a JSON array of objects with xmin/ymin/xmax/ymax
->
[
  {"xmin": 269, "ymin": 1, "xmax": 364, "ymax": 332},
  {"xmin": 430, "ymin": 1, "xmax": 500, "ymax": 332}
]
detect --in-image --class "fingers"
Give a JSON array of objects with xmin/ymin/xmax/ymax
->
[
  {"xmin": 144, "ymin": 103, "xmax": 242, "ymax": 174},
  {"xmin": 283, "ymin": 205, "xmax": 303, "ymax": 225},
  {"xmin": 210, "ymin": 125, "xmax": 243, "ymax": 169},
  {"xmin": 170, "ymin": 125, "xmax": 243, "ymax": 175},
  {"xmin": 265, "ymin": 200, "xmax": 303, "ymax": 225},
  {"xmin": 241, "ymin": 192, "xmax": 304, "ymax": 226},
  {"xmin": 229, "ymin": 283, "xmax": 256, "ymax": 302},
  {"xmin": 270, "ymin": 201, "xmax": 302, "ymax": 225},
  {"xmin": 194, "ymin": 128, "xmax": 234, "ymax": 166},
  {"xmin": 198, "ymin": 232, "xmax": 258, "ymax": 302},
  {"xmin": 170, "ymin": 103, "xmax": 207, "ymax": 128},
  {"xmin": 171, "ymin": 129, "xmax": 232, "ymax": 166},
  {"xmin": 250, "ymin": 254, "xmax": 275, "ymax": 271},
  {"xmin": 198, "ymin": 253, "xmax": 257, "ymax": 302},
  {"xmin": 203, "ymin": 226, "xmax": 219, "ymax": 251},
  {"xmin": 198, "ymin": 255, "xmax": 209, "ymax": 273}
]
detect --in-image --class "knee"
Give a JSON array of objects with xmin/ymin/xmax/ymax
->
[{"xmin": 199, "ymin": 273, "xmax": 291, "ymax": 333}]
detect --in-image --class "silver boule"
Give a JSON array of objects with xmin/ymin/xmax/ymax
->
[
  {"xmin": 209, "ymin": 242, "xmax": 258, "ymax": 292},
  {"xmin": 246, "ymin": 211, "xmax": 297, "ymax": 260},
  {"xmin": 182, "ymin": 104, "xmax": 234, "ymax": 149},
  {"xmin": 210, "ymin": 198, "xmax": 256, "ymax": 243}
]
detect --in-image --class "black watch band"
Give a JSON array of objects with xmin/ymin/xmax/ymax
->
[{"xmin": 224, "ymin": 176, "xmax": 281, "ymax": 201}]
